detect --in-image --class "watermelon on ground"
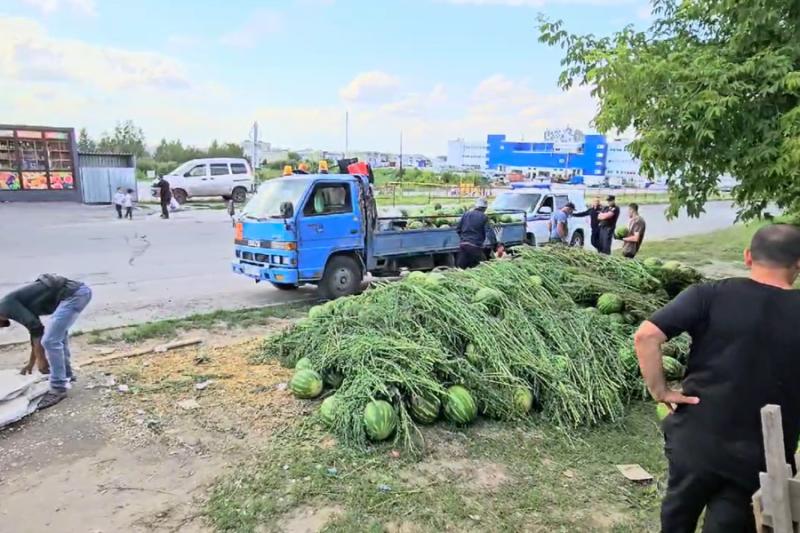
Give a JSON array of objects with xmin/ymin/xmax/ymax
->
[
  {"xmin": 308, "ymin": 305, "xmax": 328, "ymax": 320},
  {"xmin": 465, "ymin": 343, "xmax": 480, "ymax": 364},
  {"xmin": 295, "ymin": 357, "xmax": 313, "ymax": 371},
  {"xmin": 596, "ymin": 293, "xmax": 624, "ymax": 314},
  {"xmin": 363, "ymin": 400, "xmax": 397, "ymax": 440},
  {"xmin": 529, "ymin": 275, "xmax": 543, "ymax": 288},
  {"xmin": 607, "ymin": 313, "xmax": 627, "ymax": 325},
  {"xmin": 444, "ymin": 385, "xmax": 478, "ymax": 425},
  {"xmin": 663, "ymin": 260, "xmax": 683, "ymax": 271},
  {"xmin": 319, "ymin": 394, "xmax": 338, "ymax": 426},
  {"xmin": 323, "ymin": 369, "xmax": 344, "ymax": 389},
  {"xmin": 513, "ymin": 387, "xmax": 533, "ymax": 415},
  {"xmin": 642, "ymin": 257, "xmax": 663, "ymax": 269},
  {"xmin": 663, "ymin": 356, "xmax": 685, "ymax": 380},
  {"xmin": 656, "ymin": 403, "xmax": 670, "ymax": 421},
  {"xmin": 409, "ymin": 393, "xmax": 441, "ymax": 425},
  {"xmin": 473, "ymin": 287, "xmax": 503, "ymax": 307},
  {"xmin": 290, "ymin": 369, "xmax": 324, "ymax": 399}
]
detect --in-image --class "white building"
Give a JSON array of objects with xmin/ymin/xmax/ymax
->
[
  {"xmin": 604, "ymin": 139, "xmax": 644, "ymax": 185},
  {"xmin": 241, "ymin": 140, "xmax": 290, "ymax": 165},
  {"xmin": 447, "ymin": 139, "xmax": 487, "ymax": 170}
]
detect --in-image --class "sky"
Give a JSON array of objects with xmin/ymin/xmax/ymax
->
[{"xmin": 0, "ymin": 0, "xmax": 650, "ymax": 155}]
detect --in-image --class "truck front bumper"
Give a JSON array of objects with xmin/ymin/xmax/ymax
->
[{"xmin": 231, "ymin": 262, "xmax": 299, "ymax": 284}]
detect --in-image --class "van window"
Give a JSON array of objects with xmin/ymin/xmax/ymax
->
[
  {"xmin": 210, "ymin": 163, "xmax": 230, "ymax": 176},
  {"xmin": 303, "ymin": 183, "xmax": 352, "ymax": 216},
  {"xmin": 540, "ymin": 196, "xmax": 554, "ymax": 211},
  {"xmin": 186, "ymin": 165, "xmax": 207, "ymax": 177},
  {"xmin": 555, "ymin": 195, "xmax": 570, "ymax": 210},
  {"xmin": 231, "ymin": 163, "xmax": 248, "ymax": 174}
]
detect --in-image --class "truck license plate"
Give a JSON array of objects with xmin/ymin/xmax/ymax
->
[{"xmin": 242, "ymin": 264, "xmax": 262, "ymax": 277}]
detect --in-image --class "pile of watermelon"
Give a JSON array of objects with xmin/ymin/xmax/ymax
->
[{"xmin": 263, "ymin": 246, "xmax": 699, "ymax": 451}]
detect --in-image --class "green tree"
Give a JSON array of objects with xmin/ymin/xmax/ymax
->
[
  {"xmin": 98, "ymin": 120, "xmax": 148, "ymax": 158},
  {"xmin": 539, "ymin": 0, "xmax": 800, "ymax": 220},
  {"xmin": 77, "ymin": 128, "xmax": 96, "ymax": 152}
]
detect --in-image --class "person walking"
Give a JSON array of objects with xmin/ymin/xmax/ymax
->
[
  {"xmin": 123, "ymin": 188, "xmax": 134, "ymax": 220},
  {"xmin": 596, "ymin": 195, "xmax": 620, "ymax": 254},
  {"xmin": 634, "ymin": 224, "xmax": 800, "ymax": 532},
  {"xmin": 621, "ymin": 203, "xmax": 646, "ymax": 258},
  {"xmin": 455, "ymin": 198, "xmax": 497, "ymax": 269},
  {"xmin": 547, "ymin": 202, "xmax": 576, "ymax": 244},
  {"xmin": 0, "ymin": 274, "xmax": 93, "ymax": 409},
  {"xmin": 113, "ymin": 187, "xmax": 125, "ymax": 219},
  {"xmin": 572, "ymin": 197, "xmax": 602, "ymax": 250},
  {"xmin": 157, "ymin": 176, "xmax": 172, "ymax": 219}
]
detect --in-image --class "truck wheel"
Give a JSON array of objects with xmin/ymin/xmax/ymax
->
[
  {"xmin": 231, "ymin": 187, "xmax": 248, "ymax": 203},
  {"xmin": 319, "ymin": 256, "xmax": 361, "ymax": 300},
  {"xmin": 270, "ymin": 282, "xmax": 298, "ymax": 291},
  {"xmin": 173, "ymin": 189, "xmax": 188, "ymax": 204},
  {"xmin": 526, "ymin": 233, "xmax": 536, "ymax": 246},
  {"xmin": 570, "ymin": 231, "xmax": 585, "ymax": 248}
]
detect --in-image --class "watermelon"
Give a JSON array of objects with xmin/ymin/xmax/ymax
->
[
  {"xmin": 363, "ymin": 400, "xmax": 397, "ymax": 440},
  {"xmin": 409, "ymin": 393, "xmax": 441, "ymax": 424},
  {"xmin": 608, "ymin": 312, "xmax": 627, "ymax": 325},
  {"xmin": 433, "ymin": 203, "xmax": 443, "ymax": 211},
  {"xmin": 465, "ymin": 343, "xmax": 480, "ymax": 364},
  {"xmin": 663, "ymin": 356, "xmax": 685, "ymax": 380},
  {"xmin": 295, "ymin": 357, "xmax": 313, "ymax": 371},
  {"xmin": 407, "ymin": 221, "xmax": 425, "ymax": 230},
  {"xmin": 473, "ymin": 287, "xmax": 503, "ymax": 306},
  {"xmin": 513, "ymin": 387, "xmax": 533, "ymax": 415},
  {"xmin": 290, "ymin": 369, "xmax": 323, "ymax": 399},
  {"xmin": 623, "ymin": 313, "xmax": 639, "ymax": 325},
  {"xmin": 596, "ymin": 293, "xmax": 624, "ymax": 314},
  {"xmin": 500, "ymin": 215, "xmax": 513, "ymax": 224},
  {"xmin": 656, "ymin": 403, "xmax": 670, "ymax": 421},
  {"xmin": 323, "ymin": 369, "xmax": 344, "ymax": 389},
  {"xmin": 319, "ymin": 394, "xmax": 338, "ymax": 426},
  {"xmin": 615, "ymin": 227, "xmax": 629, "ymax": 239},
  {"xmin": 643, "ymin": 257, "xmax": 663, "ymax": 269},
  {"xmin": 663, "ymin": 260, "xmax": 683, "ymax": 271},
  {"xmin": 308, "ymin": 305, "xmax": 327, "ymax": 320},
  {"xmin": 444, "ymin": 385, "xmax": 478, "ymax": 425},
  {"xmin": 407, "ymin": 271, "xmax": 428, "ymax": 282},
  {"xmin": 529, "ymin": 275, "xmax": 543, "ymax": 288},
  {"xmin": 427, "ymin": 272, "xmax": 446, "ymax": 284},
  {"xmin": 584, "ymin": 306, "xmax": 599, "ymax": 314},
  {"xmin": 436, "ymin": 219, "xmax": 451, "ymax": 228}
]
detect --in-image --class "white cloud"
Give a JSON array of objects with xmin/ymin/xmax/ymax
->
[
  {"xmin": 21, "ymin": 0, "xmax": 97, "ymax": 16},
  {"xmin": 0, "ymin": 15, "xmax": 190, "ymax": 91},
  {"xmin": 442, "ymin": 0, "xmax": 633, "ymax": 6},
  {"xmin": 340, "ymin": 71, "xmax": 401, "ymax": 103},
  {"xmin": 381, "ymin": 83, "xmax": 449, "ymax": 116},
  {"xmin": 219, "ymin": 9, "xmax": 284, "ymax": 48}
]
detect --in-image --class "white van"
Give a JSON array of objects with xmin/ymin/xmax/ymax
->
[
  {"xmin": 491, "ymin": 185, "xmax": 588, "ymax": 247},
  {"xmin": 152, "ymin": 158, "xmax": 255, "ymax": 204}
]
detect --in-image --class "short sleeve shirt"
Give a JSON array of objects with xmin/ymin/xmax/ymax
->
[{"xmin": 549, "ymin": 210, "xmax": 569, "ymax": 240}]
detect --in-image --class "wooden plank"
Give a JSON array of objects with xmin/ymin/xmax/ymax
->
[{"xmin": 761, "ymin": 405, "xmax": 793, "ymax": 533}]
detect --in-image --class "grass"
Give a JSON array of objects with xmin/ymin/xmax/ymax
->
[
  {"xmin": 85, "ymin": 302, "xmax": 313, "ymax": 345},
  {"xmin": 207, "ymin": 402, "xmax": 665, "ymax": 532},
  {"xmin": 637, "ymin": 223, "xmax": 761, "ymax": 270}
]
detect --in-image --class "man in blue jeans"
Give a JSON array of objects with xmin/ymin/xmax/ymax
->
[{"xmin": 0, "ymin": 274, "xmax": 92, "ymax": 409}]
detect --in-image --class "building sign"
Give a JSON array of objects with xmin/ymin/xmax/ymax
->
[{"xmin": 544, "ymin": 127, "xmax": 585, "ymax": 144}]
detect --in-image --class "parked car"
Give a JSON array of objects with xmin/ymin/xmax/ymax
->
[
  {"xmin": 491, "ymin": 184, "xmax": 588, "ymax": 247},
  {"xmin": 151, "ymin": 158, "xmax": 255, "ymax": 204}
]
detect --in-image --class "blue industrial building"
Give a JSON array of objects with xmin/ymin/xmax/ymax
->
[{"xmin": 486, "ymin": 133, "xmax": 607, "ymax": 178}]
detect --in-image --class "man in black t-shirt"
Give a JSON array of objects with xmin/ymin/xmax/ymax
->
[
  {"xmin": 596, "ymin": 195, "xmax": 620, "ymax": 254},
  {"xmin": 634, "ymin": 224, "xmax": 800, "ymax": 532}
]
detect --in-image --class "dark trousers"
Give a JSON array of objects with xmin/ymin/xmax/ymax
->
[
  {"xmin": 114, "ymin": 204, "xmax": 122, "ymax": 219},
  {"xmin": 457, "ymin": 244, "xmax": 485, "ymax": 269},
  {"xmin": 161, "ymin": 201, "xmax": 170, "ymax": 219},
  {"xmin": 597, "ymin": 226, "xmax": 613, "ymax": 254},
  {"xmin": 662, "ymin": 446, "xmax": 757, "ymax": 532},
  {"xmin": 589, "ymin": 227, "xmax": 600, "ymax": 251},
  {"xmin": 124, "ymin": 207, "xmax": 133, "ymax": 219}
]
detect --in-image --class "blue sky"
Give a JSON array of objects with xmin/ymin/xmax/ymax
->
[{"xmin": 0, "ymin": 0, "xmax": 649, "ymax": 154}]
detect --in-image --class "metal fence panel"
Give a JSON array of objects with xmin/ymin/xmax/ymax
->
[{"xmin": 80, "ymin": 168, "xmax": 136, "ymax": 204}]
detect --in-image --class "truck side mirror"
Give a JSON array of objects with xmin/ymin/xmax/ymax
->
[
  {"xmin": 280, "ymin": 201, "xmax": 294, "ymax": 219},
  {"xmin": 537, "ymin": 206, "xmax": 553, "ymax": 215}
]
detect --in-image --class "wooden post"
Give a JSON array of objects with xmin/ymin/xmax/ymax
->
[{"xmin": 762, "ymin": 404, "xmax": 793, "ymax": 532}]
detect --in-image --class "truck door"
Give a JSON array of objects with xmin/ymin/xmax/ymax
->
[
  {"xmin": 531, "ymin": 194, "xmax": 554, "ymax": 245},
  {"xmin": 297, "ymin": 181, "xmax": 363, "ymax": 280}
]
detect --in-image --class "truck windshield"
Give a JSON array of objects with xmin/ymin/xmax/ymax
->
[
  {"xmin": 492, "ymin": 193, "xmax": 541, "ymax": 213},
  {"xmin": 241, "ymin": 178, "xmax": 311, "ymax": 219}
]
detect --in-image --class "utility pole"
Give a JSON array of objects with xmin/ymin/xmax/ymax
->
[
  {"xmin": 250, "ymin": 121, "xmax": 259, "ymax": 169},
  {"xmin": 399, "ymin": 130, "xmax": 403, "ymax": 181},
  {"xmin": 345, "ymin": 111, "xmax": 349, "ymax": 157}
]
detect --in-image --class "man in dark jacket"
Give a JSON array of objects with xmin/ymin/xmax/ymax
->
[
  {"xmin": 573, "ymin": 197, "xmax": 602, "ymax": 251},
  {"xmin": 0, "ymin": 275, "xmax": 92, "ymax": 409},
  {"xmin": 157, "ymin": 176, "xmax": 172, "ymax": 219},
  {"xmin": 456, "ymin": 198, "xmax": 497, "ymax": 269},
  {"xmin": 635, "ymin": 224, "xmax": 800, "ymax": 532},
  {"xmin": 596, "ymin": 195, "xmax": 620, "ymax": 254}
]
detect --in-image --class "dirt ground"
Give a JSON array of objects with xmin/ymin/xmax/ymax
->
[{"xmin": 0, "ymin": 321, "xmax": 300, "ymax": 533}]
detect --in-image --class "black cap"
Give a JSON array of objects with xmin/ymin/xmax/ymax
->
[
  {"xmin": 565, "ymin": 202, "xmax": 576, "ymax": 209},
  {"xmin": 606, "ymin": 195, "xmax": 616, "ymax": 201}
]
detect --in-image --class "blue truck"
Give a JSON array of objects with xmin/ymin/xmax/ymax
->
[{"xmin": 231, "ymin": 172, "xmax": 527, "ymax": 299}]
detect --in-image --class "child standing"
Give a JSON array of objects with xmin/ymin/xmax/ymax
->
[
  {"xmin": 123, "ymin": 188, "xmax": 134, "ymax": 220},
  {"xmin": 113, "ymin": 187, "xmax": 125, "ymax": 219}
]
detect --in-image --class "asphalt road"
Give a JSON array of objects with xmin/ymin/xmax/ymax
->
[{"xmin": 0, "ymin": 201, "xmax": 737, "ymax": 344}]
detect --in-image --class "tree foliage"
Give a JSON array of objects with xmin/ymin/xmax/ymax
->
[
  {"xmin": 97, "ymin": 120, "xmax": 148, "ymax": 158},
  {"xmin": 77, "ymin": 128, "xmax": 96, "ymax": 152},
  {"xmin": 539, "ymin": 0, "xmax": 800, "ymax": 219}
]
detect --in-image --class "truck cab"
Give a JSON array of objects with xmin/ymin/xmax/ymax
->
[
  {"xmin": 232, "ymin": 172, "xmax": 527, "ymax": 298},
  {"xmin": 491, "ymin": 184, "xmax": 587, "ymax": 247}
]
